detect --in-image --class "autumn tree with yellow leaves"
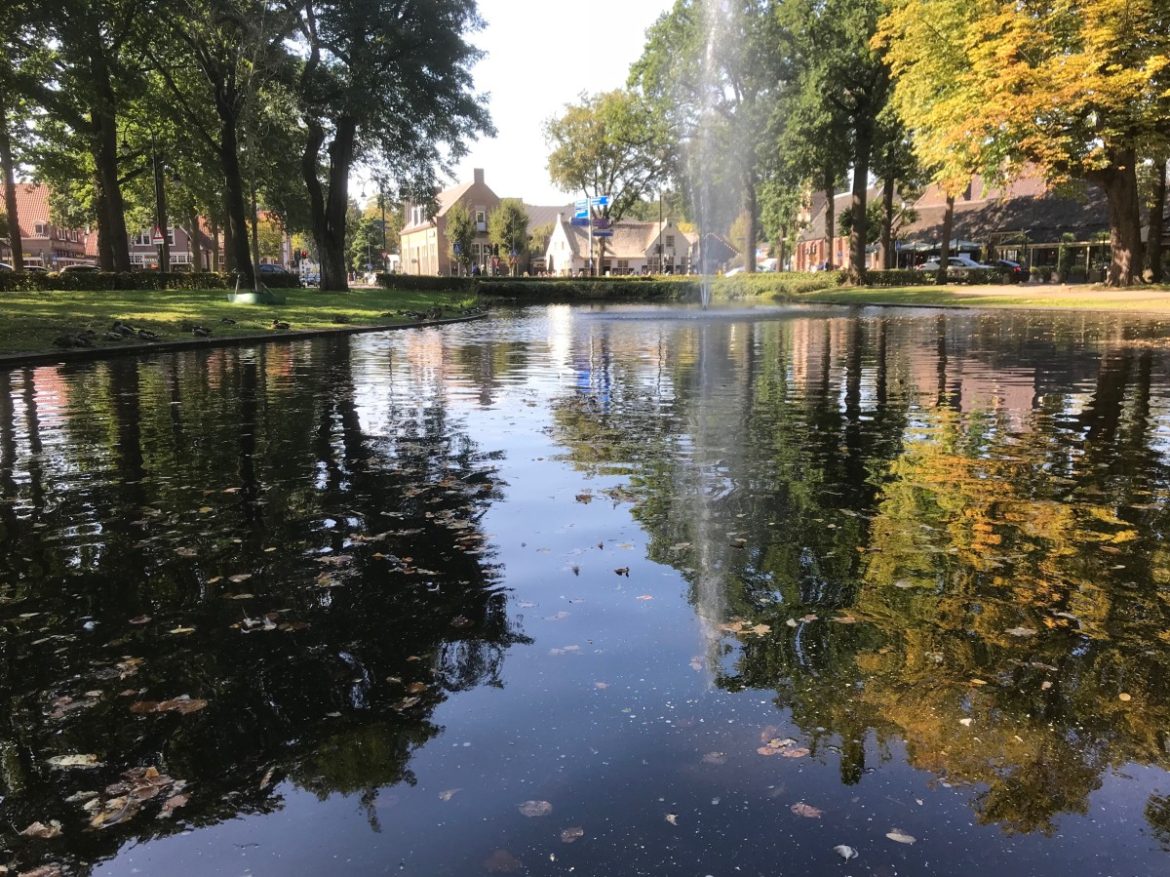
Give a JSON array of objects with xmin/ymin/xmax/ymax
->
[{"xmin": 877, "ymin": 0, "xmax": 1170, "ymax": 286}]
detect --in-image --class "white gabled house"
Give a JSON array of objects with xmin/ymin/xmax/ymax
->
[{"xmin": 544, "ymin": 214, "xmax": 701, "ymax": 276}]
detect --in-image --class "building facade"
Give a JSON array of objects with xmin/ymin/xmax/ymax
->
[
  {"xmin": 0, "ymin": 183, "xmax": 92, "ymax": 269},
  {"xmin": 400, "ymin": 169, "xmax": 500, "ymax": 276},
  {"xmin": 545, "ymin": 216, "xmax": 701, "ymax": 276}
]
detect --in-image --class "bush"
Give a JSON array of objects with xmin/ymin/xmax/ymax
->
[
  {"xmin": 0, "ymin": 270, "xmax": 302, "ymax": 292},
  {"xmin": 710, "ymin": 271, "xmax": 847, "ymax": 299},
  {"xmin": 478, "ymin": 279, "xmax": 695, "ymax": 300},
  {"xmin": 865, "ymin": 269, "xmax": 935, "ymax": 287},
  {"xmin": 375, "ymin": 273, "xmax": 475, "ymax": 293}
]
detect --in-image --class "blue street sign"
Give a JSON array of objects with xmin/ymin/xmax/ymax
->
[
  {"xmin": 574, "ymin": 199, "xmax": 588, "ymax": 210},
  {"xmin": 590, "ymin": 195, "xmax": 610, "ymax": 207},
  {"xmin": 593, "ymin": 229, "xmax": 614, "ymax": 238},
  {"xmin": 571, "ymin": 217, "xmax": 590, "ymax": 227},
  {"xmin": 592, "ymin": 217, "xmax": 611, "ymax": 230},
  {"xmin": 573, "ymin": 209, "xmax": 589, "ymax": 220}
]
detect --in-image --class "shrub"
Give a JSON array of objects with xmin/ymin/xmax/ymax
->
[
  {"xmin": 375, "ymin": 273, "xmax": 475, "ymax": 293},
  {"xmin": 478, "ymin": 279, "xmax": 696, "ymax": 300},
  {"xmin": 0, "ymin": 270, "xmax": 302, "ymax": 292},
  {"xmin": 710, "ymin": 271, "xmax": 847, "ymax": 299}
]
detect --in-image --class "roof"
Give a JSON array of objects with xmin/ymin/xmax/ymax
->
[
  {"xmin": 0, "ymin": 183, "xmax": 51, "ymax": 238},
  {"xmin": 799, "ymin": 186, "xmax": 884, "ymax": 241},
  {"xmin": 523, "ymin": 203, "xmax": 574, "ymax": 230},
  {"xmin": 555, "ymin": 219, "xmax": 675, "ymax": 260}
]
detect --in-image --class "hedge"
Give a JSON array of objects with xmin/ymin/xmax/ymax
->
[
  {"xmin": 710, "ymin": 272, "xmax": 847, "ymax": 299},
  {"xmin": 864, "ymin": 267, "xmax": 1008, "ymax": 287},
  {"xmin": 0, "ymin": 270, "xmax": 302, "ymax": 292},
  {"xmin": 375, "ymin": 274, "xmax": 475, "ymax": 293},
  {"xmin": 477, "ymin": 279, "xmax": 696, "ymax": 300}
]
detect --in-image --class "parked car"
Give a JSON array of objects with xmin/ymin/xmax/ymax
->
[
  {"xmin": 992, "ymin": 259, "xmax": 1030, "ymax": 283},
  {"xmin": 916, "ymin": 255, "xmax": 991, "ymax": 281},
  {"xmin": 60, "ymin": 264, "xmax": 99, "ymax": 273},
  {"xmin": 258, "ymin": 263, "xmax": 286, "ymax": 274},
  {"xmin": 0, "ymin": 263, "xmax": 12, "ymax": 272}
]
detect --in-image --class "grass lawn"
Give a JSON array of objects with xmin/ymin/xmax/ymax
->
[
  {"xmin": 0, "ymin": 286, "xmax": 477, "ymax": 357},
  {"xmin": 801, "ymin": 283, "xmax": 1170, "ymax": 313}
]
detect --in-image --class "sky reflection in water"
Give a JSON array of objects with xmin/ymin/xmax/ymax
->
[{"xmin": 1, "ymin": 304, "xmax": 1170, "ymax": 876}]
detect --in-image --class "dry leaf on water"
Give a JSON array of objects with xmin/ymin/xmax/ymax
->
[
  {"xmin": 518, "ymin": 800, "xmax": 552, "ymax": 817},
  {"xmin": 129, "ymin": 695, "xmax": 208, "ymax": 716},
  {"xmin": 438, "ymin": 788, "xmax": 461, "ymax": 801},
  {"xmin": 1006, "ymin": 626, "xmax": 1037, "ymax": 637},
  {"xmin": 594, "ymin": 681, "xmax": 609, "ymax": 690},
  {"xmin": 790, "ymin": 802, "xmax": 823, "ymax": 819},
  {"xmin": 834, "ymin": 845, "xmax": 858, "ymax": 861},
  {"xmin": 560, "ymin": 826, "xmax": 585, "ymax": 843},
  {"xmin": 20, "ymin": 820, "xmax": 63, "ymax": 839},
  {"xmin": 886, "ymin": 828, "xmax": 916, "ymax": 844},
  {"xmin": 46, "ymin": 754, "xmax": 103, "ymax": 770},
  {"xmin": 780, "ymin": 747, "xmax": 810, "ymax": 759},
  {"xmin": 228, "ymin": 573, "xmax": 253, "ymax": 584}
]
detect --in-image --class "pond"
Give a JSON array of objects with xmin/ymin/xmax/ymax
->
[{"xmin": 3, "ymin": 303, "xmax": 1170, "ymax": 876}]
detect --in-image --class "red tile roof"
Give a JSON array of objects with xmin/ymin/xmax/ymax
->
[{"xmin": 0, "ymin": 183, "xmax": 51, "ymax": 238}]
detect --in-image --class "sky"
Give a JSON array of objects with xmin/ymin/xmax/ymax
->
[{"xmin": 446, "ymin": 0, "xmax": 672, "ymax": 207}]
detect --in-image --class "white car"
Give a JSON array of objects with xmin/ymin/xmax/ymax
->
[{"xmin": 917, "ymin": 255, "xmax": 990, "ymax": 280}]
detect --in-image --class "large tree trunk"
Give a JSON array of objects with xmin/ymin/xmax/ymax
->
[
  {"xmin": 1148, "ymin": 157, "xmax": 1166, "ymax": 284},
  {"xmin": 94, "ymin": 184, "xmax": 113, "ymax": 270},
  {"xmin": 823, "ymin": 170, "xmax": 835, "ymax": 272},
  {"xmin": 1089, "ymin": 146, "xmax": 1144, "ymax": 286},
  {"xmin": 189, "ymin": 208, "xmax": 202, "ymax": 271},
  {"xmin": 249, "ymin": 182, "xmax": 261, "ymax": 282},
  {"xmin": 744, "ymin": 173, "xmax": 757, "ymax": 273},
  {"xmin": 153, "ymin": 150, "xmax": 169, "ymax": 273},
  {"xmin": 937, "ymin": 193, "xmax": 955, "ymax": 285},
  {"xmin": 92, "ymin": 110, "xmax": 131, "ymax": 272},
  {"xmin": 848, "ymin": 119, "xmax": 874, "ymax": 285},
  {"xmin": 881, "ymin": 173, "xmax": 895, "ymax": 270},
  {"xmin": 218, "ymin": 116, "xmax": 254, "ymax": 289},
  {"xmin": 0, "ymin": 102, "xmax": 24, "ymax": 272},
  {"xmin": 303, "ymin": 117, "xmax": 355, "ymax": 291}
]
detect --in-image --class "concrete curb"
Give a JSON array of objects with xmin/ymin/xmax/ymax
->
[{"xmin": 0, "ymin": 313, "xmax": 488, "ymax": 369}]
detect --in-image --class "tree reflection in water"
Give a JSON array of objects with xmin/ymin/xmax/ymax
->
[
  {"xmin": 0, "ymin": 337, "xmax": 524, "ymax": 875},
  {"xmin": 553, "ymin": 311, "xmax": 1170, "ymax": 837}
]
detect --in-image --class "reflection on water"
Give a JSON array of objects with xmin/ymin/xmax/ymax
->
[{"xmin": 2, "ymin": 306, "xmax": 1170, "ymax": 875}]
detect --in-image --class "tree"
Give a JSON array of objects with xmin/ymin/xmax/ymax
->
[
  {"xmin": 528, "ymin": 222, "xmax": 554, "ymax": 258},
  {"xmin": 630, "ymin": 0, "xmax": 787, "ymax": 273},
  {"xmin": 546, "ymin": 89, "xmax": 670, "ymax": 274},
  {"xmin": 488, "ymin": 199, "xmax": 528, "ymax": 275},
  {"xmin": 877, "ymin": 0, "xmax": 1170, "ymax": 286},
  {"xmin": 785, "ymin": 0, "xmax": 891, "ymax": 283},
  {"xmin": 289, "ymin": 0, "xmax": 492, "ymax": 291},
  {"xmin": 445, "ymin": 202, "xmax": 474, "ymax": 275}
]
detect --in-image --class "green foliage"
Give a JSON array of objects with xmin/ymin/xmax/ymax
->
[
  {"xmin": 0, "ymin": 271, "xmax": 305, "ymax": 292},
  {"xmin": 445, "ymin": 202, "xmax": 475, "ymax": 273},
  {"xmin": 488, "ymin": 199, "xmax": 529, "ymax": 266},
  {"xmin": 528, "ymin": 222, "xmax": 555, "ymax": 257},
  {"xmin": 376, "ymin": 273, "xmax": 475, "ymax": 293},
  {"xmin": 544, "ymin": 89, "xmax": 669, "ymax": 223}
]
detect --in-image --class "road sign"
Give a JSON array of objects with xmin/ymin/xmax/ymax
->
[
  {"xmin": 590, "ymin": 195, "xmax": 611, "ymax": 208},
  {"xmin": 151, "ymin": 226, "xmax": 165, "ymax": 245},
  {"xmin": 571, "ymin": 217, "xmax": 590, "ymax": 227},
  {"xmin": 593, "ymin": 229, "xmax": 614, "ymax": 238},
  {"xmin": 592, "ymin": 217, "xmax": 611, "ymax": 230},
  {"xmin": 573, "ymin": 208, "xmax": 589, "ymax": 220},
  {"xmin": 574, "ymin": 199, "xmax": 588, "ymax": 210}
]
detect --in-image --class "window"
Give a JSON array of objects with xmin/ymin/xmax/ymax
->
[
  {"xmin": 475, "ymin": 209, "xmax": 486, "ymax": 231},
  {"xmin": 471, "ymin": 243, "xmax": 480, "ymax": 257},
  {"xmin": 167, "ymin": 227, "xmax": 176, "ymax": 246},
  {"xmin": 665, "ymin": 235, "xmax": 675, "ymax": 249},
  {"xmin": 34, "ymin": 222, "xmax": 47, "ymax": 237}
]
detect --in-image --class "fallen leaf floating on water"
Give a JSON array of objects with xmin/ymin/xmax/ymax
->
[
  {"xmin": 1041, "ymin": 680, "xmax": 1054, "ymax": 691},
  {"xmin": 575, "ymin": 493, "xmax": 593, "ymax": 504},
  {"xmin": 1006, "ymin": 626, "xmax": 1037, "ymax": 638},
  {"xmin": 665, "ymin": 813, "xmax": 679, "ymax": 826},
  {"xmin": 518, "ymin": 800, "xmax": 553, "ymax": 817},
  {"xmin": 129, "ymin": 695, "xmax": 208, "ymax": 716},
  {"xmin": 886, "ymin": 829, "xmax": 916, "ymax": 845},
  {"xmin": 959, "ymin": 718, "xmax": 973, "ymax": 727},
  {"xmin": 87, "ymin": 766, "xmax": 187, "ymax": 830},
  {"xmin": 169, "ymin": 626, "xmax": 196, "ymax": 635},
  {"xmin": 128, "ymin": 615, "xmax": 151, "ymax": 625},
  {"xmin": 719, "ymin": 619, "xmax": 771, "ymax": 637},
  {"xmin": 20, "ymin": 820, "xmax": 63, "ymax": 839},
  {"xmin": 786, "ymin": 618, "xmax": 798, "ymax": 628},
  {"xmin": 228, "ymin": 573, "xmax": 253, "ymax": 584},
  {"xmin": 702, "ymin": 752, "xmax": 727, "ymax": 765},
  {"xmin": 757, "ymin": 737, "xmax": 797, "ymax": 757},
  {"xmin": 781, "ymin": 747, "xmax": 811, "ymax": 759},
  {"xmin": 438, "ymin": 788, "xmax": 461, "ymax": 801},
  {"xmin": 834, "ymin": 845, "xmax": 859, "ymax": 861},
  {"xmin": 158, "ymin": 794, "xmax": 189, "ymax": 819},
  {"xmin": 450, "ymin": 616, "xmax": 474, "ymax": 629},
  {"xmin": 46, "ymin": 754, "xmax": 103, "ymax": 770},
  {"xmin": 406, "ymin": 682, "xmax": 428, "ymax": 695},
  {"xmin": 175, "ymin": 547, "xmax": 197, "ymax": 558},
  {"xmin": 483, "ymin": 849, "xmax": 522, "ymax": 874},
  {"xmin": 790, "ymin": 802, "xmax": 823, "ymax": 819},
  {"xmin": 560, "ymin": 826, "xmax": 585, "ymax": 844}
]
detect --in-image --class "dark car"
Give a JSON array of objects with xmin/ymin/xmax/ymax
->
[
  {"xmin": 258, "ymin": 263, "xmax": 286, "ymax": 274},
  {"xmin": 993, "ymin": 259, "xmax": 1030, "ymax": 283}
]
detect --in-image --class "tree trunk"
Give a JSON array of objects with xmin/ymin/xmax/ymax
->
[
  {"xmin": 744, "ymin": 173, "xmax": 757, "ymax": 273},
  {"xmin": 0, "ymin": 102, "xmax": 24, "ymax": 272},
  {"xmin": 1148, "ymin": 157, "xmax": 1166, "ymax": 284},
  {"xmin": 92, "ymin": 109, "xmax": 131, "ymax": 272},
  {"xmin": 881, "ymin": 173, "xmax": 895, "ymax": 270},
  {"xmin": 848, "ymin": 120, "xmax": 873, "ymax": 285},
  {"xmin": 777, "ymin": 222, "xmax": 788, "ymax": 272},
  {"xmin": 937, "ymin": 194, "xmax": 955, "ymax": 285},
  {"xmin": 189, "ymin": 208, "xmax": 202, "ymax": 271},
  {"xmin": 303, "ymin": 117, "xmax": 355, "ymax": 291},
  {"xmin": 153, "ymin": 150, "xmax": 169, "ymax": 273},
  {"xmin": 218, "ymin": 116, "xmax": 254, "ymax": 288},
  {"xmin": 823, "ymin": 170, "xmax": 835, "ymax": 272},
  {"xmin": 1089, "ymin": 146, "xmax": 1143, "ymax": 286},
  {"xmin": 94, "ymin": 184, "xmax": 113, "ymax": 271},
  {"xmin": 221, "ymin": 195, "xmax": 235, "ymax": 273}
]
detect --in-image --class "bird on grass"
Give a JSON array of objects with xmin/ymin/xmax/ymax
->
[
  {"xmin": 137, "ymin": 328, "xmax": 159, "ymax": 342},
  {"xmin": 220, "ymin": 317, "xmax": 237, "ymax": 325},
  {"xmin": 111, "ymin": 320, "xmax": 135, "ymax": 336},
  {"xmin": 191, "ymin": 326, "xmax": 212, "ymax": 337},
  {"xmin": 271, "ymin": 319, "xmax": 290, "ymax": 331},
  {"xmin": 53, "ymin": 333, "xmax": 93, "ymax": 349}
]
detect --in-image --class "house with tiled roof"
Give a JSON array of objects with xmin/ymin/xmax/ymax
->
[
  {"xmin": 400, "ymin": 169, "xmax": 500, "ymax": 276},
  {"xmin": 0, "ymin": 183, "xmax": 92, "ymax": 269},
  {"xmin": 545, "ymin": 215, "xmax": 705, "ymax": 276}
]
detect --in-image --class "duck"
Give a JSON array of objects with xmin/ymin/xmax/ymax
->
[
  {"xmin": 53, "ymin": 334, "xmax": 91, "ymax": 349},
  {"xmin": 271, "ymin": 319, "xmax": 290, "ymax": 331},
  {"xmin": 104, "ymin": 331, "xmax": 125, "ymax": 342},
  {"xmin": 191, "ymin": 326, "xmax": 212, "ymax": 337},
  {"xmin": 137, "ymin": 328, "xmax": 159, "ymax": 342},
  {"xmin": 220, "ymin": 317, "xmax": 237, "ymax": 325},
  {"xmin": 111, "ymin": 320, "xmax": 135, "ymax": 336}
]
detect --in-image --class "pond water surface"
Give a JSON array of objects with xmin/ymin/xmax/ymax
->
[{"xmin": 3, "ymin": 304, "xmax": 1170, "ymax": 876}]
